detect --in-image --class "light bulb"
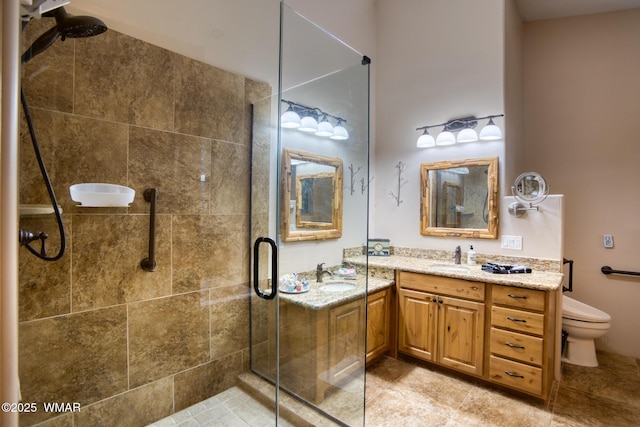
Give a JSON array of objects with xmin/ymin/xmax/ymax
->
[
  {"xmin": 436, "ymin": 131, "xmax": 456, "ymax": 146},
  {"xmin": 479, "ymin": 118, "xmax": 502, "ymax": 140},
  {"xmin": 298, "ymin": 115, "xmax": 318, "ymax": 133},
  {"xmin": 330, "ymin": 124, "xmax": 349, "ymax": 140},
  {"xmin": 315, "ymin": 116, "xmax": 334, "ymax": 137},
  {"xmin": 457, "ymin": 128, "xmax": 478, "ymax": 143},
  {"xmin": 281, "ymin": 108, "xmax": 301, "ymax": 128},
  {"xmin": 416, "ymin": 129, "xmax": 435, "ymax": 147}
]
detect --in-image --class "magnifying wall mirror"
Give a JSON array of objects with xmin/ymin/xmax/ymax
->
[
  {"xmin": 281, "ymin": 148, "xmax": 343, "ymax": 242},
  {"xmin": 508, "ymin": 171, "xmax": 549, "ymax": 217},
  {"xmin": 420, "ymin": 156, "xmax": 499, "ymax": 239}
]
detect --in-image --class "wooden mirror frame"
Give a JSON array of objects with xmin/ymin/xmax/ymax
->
[
  {"xmin": 281, "ymin": 148, "xmax": 343, "ymax": 242},
  {"xmin": 420, "ymin": 156, "xmax": 499, "ymax": 239}
]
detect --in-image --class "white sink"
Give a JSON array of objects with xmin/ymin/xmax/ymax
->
[
  {"xmin": 319, "ymin": 282, "xmax": 357, "ymax": 292},
  {"xmin": 430, "ymin": 264, "xmax": 470, "ymax": 272}
]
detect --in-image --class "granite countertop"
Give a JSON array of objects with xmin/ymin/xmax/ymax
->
[
  {"xmin": 344, "ymin": 255, "xmax": 564, "ymax": 292},
  {"xmin": 278, "ymin": 275, "xmax": 393, "ymax": 310}
]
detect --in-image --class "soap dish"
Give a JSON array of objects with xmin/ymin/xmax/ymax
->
[{"xmin": 70, "ymin": 183, "xmax": 135, "ymax": 207}]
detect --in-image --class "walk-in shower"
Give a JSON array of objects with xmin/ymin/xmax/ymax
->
[{"xmin": 19, "ymin": 6, "xmax": 107, "ymax": 261}]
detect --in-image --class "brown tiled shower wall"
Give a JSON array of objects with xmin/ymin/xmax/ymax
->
[{"xmin": 18, "ymin": 19, "xmax": 271, "ymax": 426}]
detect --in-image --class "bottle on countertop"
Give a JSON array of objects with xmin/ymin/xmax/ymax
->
[{"xmin": 467, "ymin": 245, "xmax": 476, "ymax": 265}]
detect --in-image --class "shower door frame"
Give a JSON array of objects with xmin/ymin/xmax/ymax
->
[{"xmin": 249, "ymin": 2, "xmax": 371, "ymax": 425}]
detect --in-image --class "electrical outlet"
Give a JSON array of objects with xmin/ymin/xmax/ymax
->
[
  {"xmin": 501, "ymin": 235, "xmax": 523, "ymax": 250},
  {"xmin": 603, "ymin": 234, "xmax": 614, "ymax": 248}
]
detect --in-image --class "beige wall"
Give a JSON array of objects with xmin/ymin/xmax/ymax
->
[
  {"xmin": 523, "ymin": 8, "xmax": 640, "ymax": 357},
  {"xmin": 18, "ymin": 19, "xmax": 270, "ymax": 425},
  {"xmin": 504, "ymin": 0, "xmax": 525, "ymax": 183}
]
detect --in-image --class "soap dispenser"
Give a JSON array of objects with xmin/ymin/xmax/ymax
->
[{"xmin": 467, "ymin": 245, "xmax": 476, "ymax": 265}]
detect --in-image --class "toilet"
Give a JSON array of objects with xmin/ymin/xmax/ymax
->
[{"xmin": 562, "ymin": 295, "xmax": 611, "ymax": 367}]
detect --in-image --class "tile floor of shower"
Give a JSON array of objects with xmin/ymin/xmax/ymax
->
[{"xmin": 150, "ymin": 350, "xmax": 640, "ymax": 426}]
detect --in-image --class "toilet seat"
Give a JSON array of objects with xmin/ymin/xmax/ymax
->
[{"xmin": 562, "ymin": 295, "xmax": 611, "ymax": 323}]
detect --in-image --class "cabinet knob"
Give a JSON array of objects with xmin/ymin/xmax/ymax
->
[
  {"xmin": 507, "ymin": 316, "xmax": 527, "ymax": 323},
  {"xmin": 507, "ymin": 294, "xmax": 527, "ymax": 299},
  {"xmin": 432, "ymin": 297, "xmax": 437, "ymax": 303}
]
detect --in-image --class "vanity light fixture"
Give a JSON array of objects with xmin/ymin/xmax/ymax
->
[
  {"xmin": 281, "ymin": 104, "xmax": 301, "ymax": 128},
  {"xmin": 331, "ymin": 119, "xmax": 349, "ymax": 140},
  {"xmin": 298, "ymin": 114, "xmax": 318, "ymax": 133},
  {"xmin": 416, "ymin": 114, "xmax": 504, "ymax": 148},
  {"xmin": 315, "ymin": 114, "xmax": 334, "ymax": 137},
  {"xmin": 280, "ymin": 100, "xmax": 348, "ymax": 140},
  {"xmin": 416, "ymin": 128, "xmax": 436, "ymax": 147}
]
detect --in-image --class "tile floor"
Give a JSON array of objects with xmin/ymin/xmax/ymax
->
[{"xmin": 151, "ymin": 350, "xmax": 640, "ymax": 426}]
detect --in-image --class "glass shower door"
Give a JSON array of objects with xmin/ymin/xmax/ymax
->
[{"xmin": 250, "ymin": 3, "xmax": 370, "ymax": 425}]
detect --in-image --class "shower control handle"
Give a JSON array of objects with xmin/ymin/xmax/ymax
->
[{"xmin": 19, "ymin": 228, "xmax": 49, "ymax": 256}]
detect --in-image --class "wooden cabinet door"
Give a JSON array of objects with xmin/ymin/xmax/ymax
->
[
  {"xmin": 438, "ymin": 296, "xmax": 485, "ymax": 376},
  {"xmin": 366, "ymin": 289, "xmax": 390, "ymax": 364},
  {"xmin": 398, "ymin": 289, "xmax": 437, "ymax": 362},
  {"xmin": 327, "ymin": 299, "xmax": 365, "ymax": 386}
]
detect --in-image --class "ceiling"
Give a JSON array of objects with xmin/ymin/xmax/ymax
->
[{"xmin": 517, "ymin": 0, "xmax": 640, "ymax": 21}]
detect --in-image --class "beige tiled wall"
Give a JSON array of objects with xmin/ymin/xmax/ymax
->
[{"xmin": 18, "ymin": 19, "xmax": 270, "ymax": 426}]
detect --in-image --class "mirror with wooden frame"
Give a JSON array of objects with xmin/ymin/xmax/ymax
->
[
  {"xmin": 281, "ymin": 148, "xmax": 343, "ymax": 242},
  {"xmin": 420, "ymin": 156, "xmax": 499, "ymax": 239}
]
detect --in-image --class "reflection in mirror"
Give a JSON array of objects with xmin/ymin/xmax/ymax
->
[
  {"xmin": 296, "ymin": 171, "xmax": 335, "ymax": 226},
  {"xmin": 281, "ymin": 148, "xmax": 343, "ymax": 242},
  {"xmin": 420, "ymin": 157, "xmax": 499, "ymax": 239}
]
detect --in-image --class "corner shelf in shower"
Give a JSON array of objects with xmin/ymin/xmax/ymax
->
[
  {"xmin": 19, "ymin": 204, "xmax": 63, "ymax": 217},
  {"xmin": 69, "ymin": 183, "xmax": 135, "ymax": 207}
]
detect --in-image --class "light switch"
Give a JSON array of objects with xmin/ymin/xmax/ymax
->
[
  {"xmin": 603, "ymin": 234, "xmax": 614, "ymax": 248},
  {"xmin": 501, "ymin": 235, "xmax": 523, "ymax": 250}
]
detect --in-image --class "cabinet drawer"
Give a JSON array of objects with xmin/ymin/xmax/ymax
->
[
  {"xmin": 490, "ymin": 327, "xmax": 543, "ymax": 366},
  {"xmin": 491, "ymin": 306, "xmax": 544, "ymax": 336},
  {"xmin": 399, "ymin": 271, "xmax": 485, "ymax": 301},
  {"xmin": 492, "ymin": 286, "xmax": 545, "ymax": 311},
  {"xmin": 489, "ymin": 355, "xmax": 542, "ymax": 396}
]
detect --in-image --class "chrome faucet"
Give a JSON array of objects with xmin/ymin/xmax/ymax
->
[
  {"xmin": 316, "ymin": 263, "xmax": 333, "ymax": 282},
  {"xmin": 453, "ymin": 246, "xmax": 462, "ymax": 264}
]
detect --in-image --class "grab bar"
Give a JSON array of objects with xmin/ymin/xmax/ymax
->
[
  {"xmin": 141, "ymin": 188, "xmax": 158, "ymax": 272},
  {"xmin": 563, "ymin": 258, "xmax": 574, "ymax": 292},
  {"xmin": 601, "ymin": 266, "xmax": 640, "ymax": 277}
]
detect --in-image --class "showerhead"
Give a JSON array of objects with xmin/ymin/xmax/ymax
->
[
  {"xmin": 22, "ymin": 6, "xmax": 107, "ymax": 63},
  {"xmin": 48, "ymin": 7, "xmax": 107, "ymax": 40}
]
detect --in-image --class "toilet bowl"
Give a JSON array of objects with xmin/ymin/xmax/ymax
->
[{"xmin": 562, "ymin": 295, "xmax": 611, "ymax": 367}]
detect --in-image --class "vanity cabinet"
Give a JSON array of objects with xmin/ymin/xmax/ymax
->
[
  {"xmin": 278, "ymin": 297, "xmax": 366, "ymax": 404},
  {"xmin": 327, "ymin": 299, "xmax": 365, "ymax": 387},
  {"xmin": 366, "ymin": 288, "xmax": 392, "ymax": 365},
  {"xmin": 489, "ymin": 285, "xmax": 555, "ymax": 398},
  {"xmin": 397, "ymin": 271, "xmax": 485, "ymax": 376}
]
